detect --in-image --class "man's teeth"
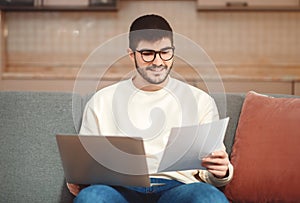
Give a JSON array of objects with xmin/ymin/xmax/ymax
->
[{"xmin": 151, "ymin": 68, "xmax": 164, "ymax": 72}]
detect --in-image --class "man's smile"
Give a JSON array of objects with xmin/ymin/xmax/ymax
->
[{"xmin": 146, "ymin": 66, "xmax": 167, "ymax": 73}]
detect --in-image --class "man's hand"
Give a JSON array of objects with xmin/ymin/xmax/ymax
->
[
  {"xmin": 201, "ymin": 150, "xmax": 230, "ymax": 178},
  {"xmin": 66, "ymin": 183, "xmax": 81, "ymax": 196}
]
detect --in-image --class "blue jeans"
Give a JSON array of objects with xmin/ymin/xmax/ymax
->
[{"xmin": 74, "ymin": 178, "xmax": 228, "ymax": 203}]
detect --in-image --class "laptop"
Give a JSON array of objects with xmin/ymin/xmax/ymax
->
[{"xmin": 56, "ymin": 135, "xmax": 150, "ymax": 187}]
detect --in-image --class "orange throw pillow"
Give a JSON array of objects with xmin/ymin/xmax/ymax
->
[{"xmin": 224, "ymin": 91, "xmax": 300, "ymax": 202}]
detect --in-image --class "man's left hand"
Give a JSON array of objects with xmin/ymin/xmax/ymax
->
[{"xmin": 201, "ymin": 150, "xmax": 230, "ymax": 178}]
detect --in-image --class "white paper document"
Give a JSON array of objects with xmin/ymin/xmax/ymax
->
[{"xmin": 157, "ymin": 117, "xmax": 229, "ymax": 173}]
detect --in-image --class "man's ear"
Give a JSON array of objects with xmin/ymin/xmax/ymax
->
[{"xmin": 127, "ymin": 48, "xmax": 135, "ymax": 62}]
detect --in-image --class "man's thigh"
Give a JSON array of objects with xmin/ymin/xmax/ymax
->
[
  {"xmin": 158, "ymin": 182, "xmax": 228, "ymax": 203},
  {"xmin": 74, "ymin": 184, "xmax": 161, "ymax": 203}
]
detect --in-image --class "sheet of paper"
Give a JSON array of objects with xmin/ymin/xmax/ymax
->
[{"xmin": 157, "ymin": 117, "xmax": 229, "ymax": 173}]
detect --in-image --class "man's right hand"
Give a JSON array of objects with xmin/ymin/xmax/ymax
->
[{"xmin": 66, "ymin": 183, "xmax": 81, "ymax": 196}]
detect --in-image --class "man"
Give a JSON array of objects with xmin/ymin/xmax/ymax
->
[{"xmin": 68, "ymin": 14, "xmax": 233, "ymax": 203}]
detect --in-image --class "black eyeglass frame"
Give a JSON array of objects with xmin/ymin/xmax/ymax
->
[{"xmin": 134, "ymin": 46, "xmax": 175, "ymax": 63}]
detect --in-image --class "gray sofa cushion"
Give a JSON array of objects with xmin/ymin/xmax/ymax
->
[
  {"xmin": 211, "ymin": 93, "xmax": 245, "ymax": 156},
  {"xmin": 0, "ymin": 92, "xmax": 80, "ymax": 203}
]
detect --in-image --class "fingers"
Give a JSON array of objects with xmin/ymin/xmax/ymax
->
[
  {"xmin": 67, "ymin": 183, "xmax": 80, "ymax": 196},
  {"xmin": 202, "ymin": 161, "xmax": 228, "ymax": 177},
  {"xmin": 201, "ymin": 150, "xmax": 230, "ymax": 178},
  {"xmin": 202, "ymin": 155, "xmax": 229, "ymax": 166},
  {"xmin": 204, "ymin": 164, "xmax": 229, "ymax": 176},
  {"xmin": 202, "ymin": 151, "xmax": 229, "ymax": 165},
  {"xmin": 207, "ymin": 169, "xmax": 228, "ymax": 178},
  {"xmin": 208, "ymin": 150, "xmax": 228, "ymax": 159}
]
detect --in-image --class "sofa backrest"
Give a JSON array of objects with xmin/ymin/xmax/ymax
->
[
  {"xmin": 0, "ymin": 91, "xmax": 247, "ymax": 202},
  {"xmin": 0, "ymin": 92, "xmax": 81, "ymax": 203}
]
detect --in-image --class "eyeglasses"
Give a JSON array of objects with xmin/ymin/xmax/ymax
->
[{"xmin": 135, "ymin": 47, "xmax": 175, "ymax": 63}]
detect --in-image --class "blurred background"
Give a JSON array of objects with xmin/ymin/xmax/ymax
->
[{"xmin": 0, "ymin": 0, "xmax": 299, "ymax": 95}]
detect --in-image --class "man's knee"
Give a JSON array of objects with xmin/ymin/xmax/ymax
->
[
  {"xmin": 159, "ymin": 182, "xmax": 228, "ymax": 203},
  {"xmin": 186, "ymin": 183, "xmax": 228, "ymax": 203},
  {"xmin": 74, "ymin": 185, "xmax": 127, "ymax": 203}
]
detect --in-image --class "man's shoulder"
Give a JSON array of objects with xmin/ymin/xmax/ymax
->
[
  {"xmin": 97, "ymin": 79, "xmax": 130, "ymax": 94},
  {"xmin": 89, "ymin": 79, "xmax": 131, "ymax": 100},
  {"xmin": 170, "ymin": 77, "xmax": 210, "ymax": 97}
]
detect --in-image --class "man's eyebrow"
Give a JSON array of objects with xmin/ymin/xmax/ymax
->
[
  {"xmin": 138, "ymin": 46, "xmax": 173, "ymax": 51},
  {"xmin": 160, "ymin": 46, "xmax": 174, "ymax": 50}
]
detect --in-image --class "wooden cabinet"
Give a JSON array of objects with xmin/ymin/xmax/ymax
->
[
  {"xmin": 197, "ymin": 0, "xmax": 300, "ymax": 11},
  {"xmin": 0, "ymin": 0, "xmax": 118, "ymax": 11},
  {"xmin": 196, "ymin": 81, "xmax": 293, "ymax": 95},
  {"xmin": 294, "ymin": 82, "xmax": 300, "ymax": 96}
]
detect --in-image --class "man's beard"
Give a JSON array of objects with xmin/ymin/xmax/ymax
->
[{"xmin": 134, "ymin": 60, "xmax": 173, "ymax": 85}]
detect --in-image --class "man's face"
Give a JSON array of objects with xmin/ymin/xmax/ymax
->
[{"xmin": 132, "ymin": 38, "xmax": 174, "ymax": 85}]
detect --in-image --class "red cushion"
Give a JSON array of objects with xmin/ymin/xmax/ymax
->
[{"xmin": 224, "ymin": 91, "xmax": 300, "ymax": 202}]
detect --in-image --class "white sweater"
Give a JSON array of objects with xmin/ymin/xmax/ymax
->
[{"xmin": 80, "ymin": 77, "xmax": 233, "ymax": 187}]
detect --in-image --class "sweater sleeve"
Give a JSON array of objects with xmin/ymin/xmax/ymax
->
[
  {"xmin": 79, "ymin": 100, "xmax": 101, "ymax": 135},
  {"xmin": 198, "ymin": 163, "xmax": 234, "ymax": 187},
  {"xmin": 199, "ymin": 95, "xmax": 220, "ymax": 124}
]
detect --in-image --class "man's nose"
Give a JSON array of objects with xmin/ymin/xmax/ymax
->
[{"xmin": 152, "ymin": 53, "xmax": 164, "ymax": 66}]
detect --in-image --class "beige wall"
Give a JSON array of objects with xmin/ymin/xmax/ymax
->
[
  {"xmin": 0, "ymin": 11, "xmax": 4, "ymax": 77},
  {"xmin": 1, "ymin": 0, "xmax": 300, "ymax": 93},
  {"xmin": 3, "ymin": 0, "xmax": 300, "ymax": 68}
]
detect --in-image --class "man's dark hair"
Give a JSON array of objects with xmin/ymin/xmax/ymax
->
[{"xmin": 129, "ymin": 14, "xmax": 173, "ymax": 50}]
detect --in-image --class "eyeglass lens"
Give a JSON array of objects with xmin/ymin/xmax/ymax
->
[{"xmin": 139, "ymin": 48, "xmax": 174, "ymax": 62}]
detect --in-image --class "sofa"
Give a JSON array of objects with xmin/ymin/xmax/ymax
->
[{"xmin": 0, "ymin": 91, "xmax": 299, "ymax": 203}]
